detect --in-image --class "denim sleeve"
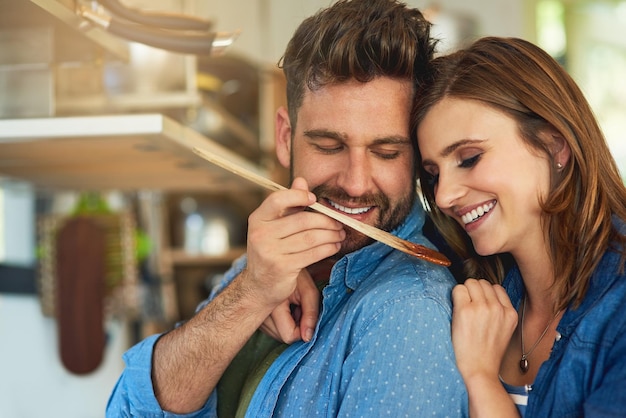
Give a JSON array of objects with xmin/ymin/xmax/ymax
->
[
  {"xmin": 337, "ymin": 295, "xmax": 468, "ymax": 417},
  {"xmin": 105, "ymin": 334, "xmax": 219, "ymax": 418},
  {"xmin": 106, "ymin": 255, "xmax": 247, "ymax": 417}
]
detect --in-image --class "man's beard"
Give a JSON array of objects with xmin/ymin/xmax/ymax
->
[{"xmin": 311, "ymin": 184, "xmax": 415, "ymax": 257}]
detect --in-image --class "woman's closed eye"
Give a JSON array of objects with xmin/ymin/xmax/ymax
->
[
  {"xmin": 459, "ymin": 153, "xmax": 482, "ymax": 168},
  {"xmin": 422, "ymin": 153, "xmax": 481, "ymax": 187},
  {"xmin": 456, "ymin": 146, "xmax": 484, "ymax": 168}
]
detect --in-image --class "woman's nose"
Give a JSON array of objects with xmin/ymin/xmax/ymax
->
[{"xmin": 434, "ymin": 170, "xmax": 465, "ymax": 211}]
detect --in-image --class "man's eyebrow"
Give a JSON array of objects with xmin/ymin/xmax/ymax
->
[
  {"xmin": 371, "ymin": 136, "xmax": 411, "ymax": 146},
  {"xmin": 304, "ymin": 130, "xmax": 410, "ymax": 145},
  {"xmin": 303, "ymin": 129, "xmax": 346, "ymax": 141}
]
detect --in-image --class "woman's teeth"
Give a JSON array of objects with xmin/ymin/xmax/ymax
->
[
  {"xmin": 461, "ymin": 202, "xmax": 495, "ymax": 225},
  {"xmin": 328, "ymin": 200, "xmax": 372, "ymax": 215}
]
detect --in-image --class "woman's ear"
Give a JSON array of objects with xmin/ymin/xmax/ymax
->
[
  {"xmin": 275, "ymin": 106, "xmax": 292, "ymax": 169},
  {"xmin": 551, "ymin": 133, "xmax": 571, "ymax": 169},
  {"xmin": 553, "ymin": 134, "xmax": 572, "ymax": 167}
]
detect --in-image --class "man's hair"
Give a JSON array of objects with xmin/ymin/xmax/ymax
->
[{"xmin": 279, "ymin": 0, "xmax": 435, "ymax": 130}]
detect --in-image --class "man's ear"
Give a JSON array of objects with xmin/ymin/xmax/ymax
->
[{"xmin": 275, "ymin": 106, "xmax": 292, "ymax": 169}]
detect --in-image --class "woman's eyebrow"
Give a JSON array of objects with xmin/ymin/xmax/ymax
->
[{"xmin": 440, "ymin": 139, "xmax": 485, "ymax": 157}]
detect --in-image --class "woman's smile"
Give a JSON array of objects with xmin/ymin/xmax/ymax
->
[{"xmin": 460, "ymin": 200, "xmax": 496, "ymax": 225}]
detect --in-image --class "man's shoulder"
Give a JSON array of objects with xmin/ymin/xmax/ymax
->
[
  {"xmin": 350, "ymin": 257, "xmax": 455, "ymax": 314},
  {"xmin": 340, "ymin": 262, "xmax": 455, "ymax": 342},
  {"xmin": 369, "ymin": 252, "xmax": 457, "ymax": 293}
]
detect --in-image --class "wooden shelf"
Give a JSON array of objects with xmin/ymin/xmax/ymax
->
[
  {"xmin": 0, "ymin": 113, "xmax": 267, "ymax": 192},
  {"xmin": 167, "ymin": 247, "xmax": 245, "ymax": 266}
]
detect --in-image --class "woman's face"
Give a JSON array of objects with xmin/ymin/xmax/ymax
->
[{"xmin": 417, "ymin": 97, "xmax": 551, "ymax": 259}]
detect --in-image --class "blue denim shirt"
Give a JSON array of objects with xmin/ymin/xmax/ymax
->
[
  {"xmin": 503, "ymin": 219, "xmax": 626, "ymax": 417},
  {"xmin": 106, "ymin": 203, "xmax": 468, "ymax": 417}
]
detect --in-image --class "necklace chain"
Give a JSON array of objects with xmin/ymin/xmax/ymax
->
[{"xmin": 519, "ymin": 296, "xmax": 561, "ymax": 374}]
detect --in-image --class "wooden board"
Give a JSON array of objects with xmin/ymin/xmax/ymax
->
[{"xmin": 0, "ymin": 113, "xmax": 267, "ymax": 192}]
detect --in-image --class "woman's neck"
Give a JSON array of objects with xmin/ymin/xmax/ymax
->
[{"xmin": 512, "ymin": 242, "xmax": 557, "ymax": 310}]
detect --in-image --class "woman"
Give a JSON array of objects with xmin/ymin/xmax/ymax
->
[{"xmin": 413, "ymin": 36, "xmax": 626, "ymax": 417}]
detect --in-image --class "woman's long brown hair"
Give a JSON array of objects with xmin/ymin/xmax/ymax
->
[{"xmin": 413, "ymin": 37, "xmax": 626, "ymax": 311}]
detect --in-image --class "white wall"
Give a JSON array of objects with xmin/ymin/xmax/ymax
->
[
  {"xmin": 0, "ymin": 295, "xmax": 129, "ymax": 418},
  {"xmin": 0, "ymin": 180, "xmax": 35, "ymax": 266}
]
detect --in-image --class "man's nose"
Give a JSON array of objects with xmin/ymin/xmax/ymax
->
[{"xmin": 336, "ymin": 153, "xmax": 373, "ymax": 196}]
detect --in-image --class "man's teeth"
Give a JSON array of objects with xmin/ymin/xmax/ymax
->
[
  {"xmin": 461, "ymin": 202, "xmax": 495, "ymax": 225},
  {"xmin": 328, "ymin": 200, "xmax": 371, "ymax": 215}
]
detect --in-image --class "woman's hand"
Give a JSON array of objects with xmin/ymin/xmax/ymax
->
[{"xmin": 451, "ymin": 278, "xmax": 518, "ymax": 380}]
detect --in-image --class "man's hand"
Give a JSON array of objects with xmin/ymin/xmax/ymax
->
[
  {"xmin": 244, "ymin": 177, "xmax": 344, "ymax": 307},
  {"xmin": 260, "ymin": 269, "xmax": 321, "ymax": 343}
]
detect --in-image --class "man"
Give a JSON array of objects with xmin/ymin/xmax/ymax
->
[{"xmin": 107, "ymin": 0, "xmax": 468, "ymax": 416}]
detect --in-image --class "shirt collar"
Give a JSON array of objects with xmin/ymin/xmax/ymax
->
[{"xmin": 330, "ymin": 201, "xmax": 427, "ymax": 290}]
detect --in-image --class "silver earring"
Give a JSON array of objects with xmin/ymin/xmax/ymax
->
[{"xmin": 556, "ymin": 162, "xmax": 563, "ymax": 169}]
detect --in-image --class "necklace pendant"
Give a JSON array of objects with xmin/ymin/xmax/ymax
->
[{"xmin": 519, "ymin": 357, "xmax": 529, "ymax": 374}]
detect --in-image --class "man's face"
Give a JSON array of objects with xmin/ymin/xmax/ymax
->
[{"xmin": 277, "ymin": 77, "xmax": 416, "ymax": 255}]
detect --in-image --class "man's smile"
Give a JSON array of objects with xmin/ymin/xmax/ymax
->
[{"xmin": 326, "ymin": 199, "xmax": 373, "ymax": 215}]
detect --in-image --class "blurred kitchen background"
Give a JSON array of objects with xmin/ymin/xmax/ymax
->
[{"xmin": 0, "ymin": 0, "xmax": 624, "ymax": 416}]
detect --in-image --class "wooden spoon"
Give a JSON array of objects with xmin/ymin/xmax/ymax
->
[{"xmin": 193, "ymin": 147, "xmax": 451, "ymax": 266}]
